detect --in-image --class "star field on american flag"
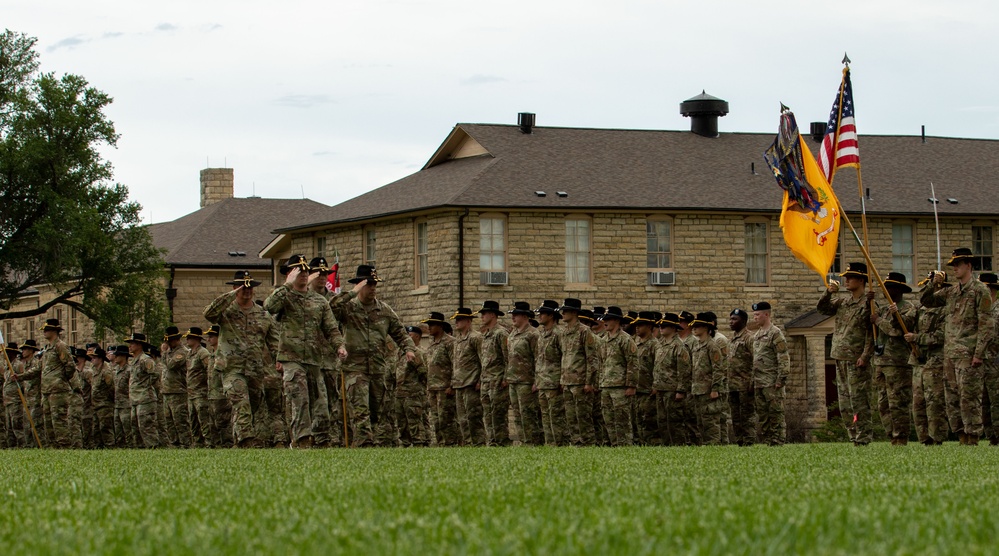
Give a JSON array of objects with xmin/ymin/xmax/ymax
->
[{"xmin": 817, "ymin": 68, "xmax": 859, "ymax": 181}]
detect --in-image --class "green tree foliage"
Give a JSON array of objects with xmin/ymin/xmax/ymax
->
[{"xmin": 0, "ymin": 30, "xmax": 167, "ymax": 337}]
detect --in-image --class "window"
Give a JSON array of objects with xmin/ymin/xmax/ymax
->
[
  {"xmin": 415, "ymin": 221, "xmax": 428, "ymax": 287},
  {"xmin": 3, "ymin": 322, "xmax": 11, "ymax": 346},
  {"xmin": 892, "ymin": 223, "xmax": 915, "ymax": 282},
  {"xmin": 565, "ymin": 217, "xmax": 592, "ymax": 284},
  {"xmin": 745, "ymin": 221, "xmax": 769, "ymax": 284},
  {"xmin": 973, "ymin": 225, "xmax": 993, "ymax": 271},
  {"xmin": 830, "ymin": 229, "xmax": 843, "ymax": 274},
  {"xmin": 364, "ymin": 227, "xmax": 376, "ymax": 266},
  {"xmin": 315, "ymin": 236, "xmax": 326, "ymax": 259},
  {"xmin": 27, "ymin": 319, "xmax": 34, "ymax": 340},
  {"xmin": 646, "ymin": 219, "xmax": 672, "ymax": 270},
  {"xmin": 479, "ymin": 216, "xmax": 506, "ymax": 272},
  {"xmin": 70, "ymin": 308, "xmax": 79, "ymax": 345}
]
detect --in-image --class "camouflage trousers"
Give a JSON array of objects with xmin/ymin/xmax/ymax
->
[
  {"xmin": 131, "ymin": 402, "xmax": 162, "ymax": 448},
  {"xmin": 835, "ymin": 360, "xmax": 873, "ymax": 444},
  {"xmin": 633, "ymin": 392, "xmax": 659, "ymax": 445},
  {"xmin": 947, "ymin": 355, "xmax": 985, "ymax": 437},
  {"xmin": 943, "ymin": 359, "xmax": 963, "ymax": 435},
  {"xmin": 912, "ymin": 357, "xmax": 947, "ymax": 443},
  {"xmin": 223, "ymin": 371, "xmax": 266, "ymax": 445},
  {"xmin": 161, "ymin": 392, "xmax": 193, "ymax": 448},
  {"xmin": 755, "ymin": 386, "xmax": 785, "ymax": 446},
  {"xmin": 372, "ymin": 374, "xmax": 398, "ymax": 447},
  {"xmin": 113, "ymin": 406, "xmax": 134, "ymax": 448},
  {"xmin": 592, "ymin": 391, "xmax": 609, "ymax": 446},
  {"xmin": 43, "ymin": 390, "xmax": 80, "ymax": 449},
  {"xmin": 719, "ymin": 393, "xmax": 732, "ymax": 445},
  {"xmin": 5, "ymin": 402, "xmax": 25, "ymax": 448},
  {"xmin": 983, "ymin": 361, "xmax": 999, "ymax": 442},
  {"xmin": 537, "ymin": 388, "xmax": 568, "ymax": 446},
  {"xmin": 210, "ymin": 398, "xmax": 233, "ymax": 447},
  {"xmin": 22, "ymin": 383, "xmax": 44, "ymax": 447},
  {"xmin": 188, "ymin": 396, "xmax": 215, "ymax": 448},
  {"xmin": 600, "ymin": 388, "xmax": 634, "ymax": 447},
  {"xmin": 322, "ymin": 369, "xmax": 344, "ymax": 446},
  {"xmin": 694, "ymin": 394, "xmax": 724, "ymax": 446},
  {"xmin": 342, "ymin": 371, "xmax": 375, "ymax": 447},
  {"xmin": 655, "ymin": 392, "xmax": 691, "ymax": 446},
  {"xmin": 427, "ymin": 389, "xmax": 459, "ymax": 446},
  {"xmin": 263, "ymin": 373, "xmax": 288, "ymax": 446},
  {"xmin": 508, "ymin": 383, "xmax": 543, "ymax": 446},
  {"xmin": 454, "ymin": 385, "xmax": 486, "ymax": 447},
  {"xmin": 480, "ymin": 381, "xmax": 511, "ymax": 447},
  {"xmin": 728, "ymin": 390, "xmax": 756, "ymax": 446},
  {"xmin": 92, "ymin": 405, "xmax": 115, "ymax": 448},
  {"xmin": 282, "ymin": 362, "xmax": 330, "ymax": 445},
  {"xmin": 563, "ymin": 385, "xmax": 597, "ymax": 446},
  {"xmin": 876, "ymin": 365, "xmax": 913, "ymax": 441},
  {"xmin": 395, "ymin": 395, "xmax": 428, "ymax": 447}
]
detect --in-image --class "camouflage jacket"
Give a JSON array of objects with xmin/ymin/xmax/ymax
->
[
  {"xmin": 599, "ymin": 330, "xmax": 637, "ymax": 389},
  {"xmin": 480, "ymin": 325, "xmax": 510, "ymax": 385},
  {"xmin": 905, "ymin": 303, "xmax": 946, "ymax": 367},
  {"xmin": 90, "ymin": 361, "xmax": 115, "ymax": 409},
  {"xmin": 727, "ymin": 328, "xmax": 754, "ymax": 392},
  {"xmin": 817, "ymin": 290, "xmax": 875, "ymax": 362},
  {"xmin": 313, "ymin": 287, "xmax": 337, "ymax": 369},
  {"xmin": 505, "ymin": 325, "xmax": 538, "ymax": 385},
  {"xmin": 534, "ymin": 325, "xmax": 563, "ymax": 390},
  {"xmin": 207, "ymin": 349, "xmax": 225, "ymax": 400},
  {"xmin": 265, "ymin": 284, "xmax": 344, "ymax": 366},
  {"xmin": 187, "ymin": 345, "xmax": 211, "ymax": 399},
  {"xmin": 872, "ymin": 299, "xmax": 915, "ymax": 367},
  {"xmin": 128, "ymin": 353, "xmax": 159, "ymax": 406},
  {"xmin": 40, "ymin": 338, "xmax": 74, "ymax": 395},
  {"xmin": 920, "ymin": 278, "xmax": 995, "ymax": 360},
  {"xmin": 634, "ymin": 335, "xmax": 657, "ymax": 393},
  {"xmin": 690, "ymin": 336, "xmax": 726, "ymax": 396},
  {"xmin": 752, "ymin": 324, "xmax": 790, "ymax": 388},
  {"xmin": 3, "ymin": 357, "xmax": 24, "ymax": 403},
  {"xmin": 328, "ymin": 290, "xmax": 414, "ymax": 375},
  {"xmin": 653, "ymin": 335, "xmax": 692, "ymax": 393},
  {"xmin": 395, "ymin": 346, "xmax": 428, "ymax": 398},
  {"xmin": 714, "ymin": 331, "xmax": 730, "ymax": 359},
  {"xmin": 451, "ymin": 329, "xmax": 483, "ymax": 389},
  {"xmin": 558, "ymin": 321, "xmax": 599, "ymax": 387},
  {"xmin": 425, "ymin": 334, "xmax": 455, "ymax": 391},
  {"xmin": 989, "ymin": 299, "xmax": 999, "ymax": 362},
  {"xmin": 204, "ymin": 289, "xmax": 280, "ymax": 377},
  {"xmin": 113, "ymin": 363, "xmax": 131, "ymax": 409},
  {"xmin": 161, "ymin": 345, "xmax": 189, "ymax": 395}
]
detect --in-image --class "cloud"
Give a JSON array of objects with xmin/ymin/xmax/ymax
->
[
  {"xmin": 273, "ymin": 94, "xmax": 335, "ymax": 108},
  {"xmin": 312, "ymin": 150, "xmax": 336, "ymax": 157},
  {"xmin": 461, "ymin": 74, "xmax": 507, "ymax": 86},
  {"xmin": 205, "ymin": 23, "xmax": 223, "ymax": 32},
  {"xmin": 155, "ymin": 23, "xmax": 179, "ymax": 32},
  {"xmin": 102, "ymin": 32, "xmax": 124, "ymax": 39},
  {"xmin": 47, "ymin": 35, "xmax": 88, "ymax": 52}
]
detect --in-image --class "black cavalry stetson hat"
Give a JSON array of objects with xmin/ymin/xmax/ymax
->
[
  {"xmin": 421, "ymin": 312, "xmax": 448, "ymax": 326},
  {"xmin": 883, "ymin": 272, "xmax": 912, "ymax": 293},
  {"xmin": 600, "ymin": 306, "xmax": 625, "ymax": 321},
  {"xmin": 280, "ymin": 254, "xmax": 310, "ymax": 276},
  {"xmin": 946, "ymin": 247, "xmax": 975, "ymax": 266},
  {"xmin": 980, "ymin": 273, "xmax": 999, "ymax": 289},
  {"xmin": 578, "ymin": 309, "xmax": 596, "ymax": 325},
  {"xmin": 690, "ymin": 312, "xmax": 717, "ymax": 331},
  {"xmin": 163, "ymin": 326, "xmax": 182, "ymax": 341},
  {"xmin": 560, "ymin": 298, "xmax": 583, "ymax": 312},
  {"xmin": 19, "ymin": 339, "xmax": 39, "ymax": 351},
  {"xmin": 678, "ymin": 311, "xmax": 695, "ymax": 323},
  {"xmin": 659, "ymin": 312, "xmax": 683, "ymax": 330},
  {"xmin": 477, "ymin": 300, "xmax": 505, "ymax": 317},
  {"xmin": 207, "ymin": 325, "xmax": 220, "ymax": 336},
  {"xmin": 509, "ymin": 301, "xmax": 534, "ymax": 316},
  {"xmin": 184, "ymin": 327, "xmax": 204, "ymax": 339},
  {"xmin": 40, "ymin": 318, "xmax": 63, "ymax": 332},
  {"xmin": 536, "ymin": 300, "xmax": 560, "ymax": 315},
  {"xmin": 4, "ymin": 342, "xmax": 18, "ymax": 355},
  {"xmin": 309, "ymin": 257, "xmax": 330, "ymax": 273},
  {"xmin": 840, "ymin": 262, "xmax": 869, "ymax": 281},
  {"xmin": 226, "ymin": 270, "xmax": 262, "ymax": 287},
  {"xmin": 451, "ymin": 307, "xmax": 477, "ymax": 320},
  {"xmin": 126, "ymin": 332, "xmax": 150, "ymax": 348},
  {"xmin": 347, "ymin": 265, "xmax": 383, "ymax": 284},
  {"xmin": 111, "ymin": 345, "xmax": 132, "ymax": 358},
  {"xmin": 633, "ymin": 311, "xmax": 659, "ymax": 326}
]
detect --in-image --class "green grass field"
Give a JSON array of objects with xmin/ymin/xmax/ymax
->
[{"xmin": 1, "ymin": 443, "xmax": 997, "ymax": 555}]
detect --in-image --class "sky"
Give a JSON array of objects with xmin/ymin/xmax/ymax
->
[{"xmin": 7, "ymin": 0, "xmax": 999, "ymax": 224}]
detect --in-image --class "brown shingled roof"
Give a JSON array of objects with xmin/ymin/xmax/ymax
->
[
  {"xmin": 149, "ymin": 197, "xmax": 330, "ymax": 267},
  {"xmin": 278, "ymin": 123, "xmax": 999, "ymax": 232}
]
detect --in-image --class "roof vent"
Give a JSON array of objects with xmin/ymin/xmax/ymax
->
[
  {"xmin": 535, "ymin": 191, "xmax": 546, "ymax": 197},
  {"xmin": 810, "ymin": 122, "xmax": 826, "ymax": 142},
  {"xmin": 557, "ymin": 191, "xmax": 568, "ymax": 198},
  {"xmin": 518, "ymin": 112, "xmax": 536, "ymax": 134},
  {"xmin": 679, "ymin": 91, "xmax": 729, "ymax": 138}
]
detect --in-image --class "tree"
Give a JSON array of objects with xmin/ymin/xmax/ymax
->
[{"xmin": 0, "ymin": 30, "xmax": 167, "ymax": 338}]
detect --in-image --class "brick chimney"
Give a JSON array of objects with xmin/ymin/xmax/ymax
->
[{"xmin": 200, "ymin": 168, "xmax": 234, "ymax": 208}]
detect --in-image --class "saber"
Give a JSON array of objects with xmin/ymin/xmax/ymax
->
[
  {"xmin": 0, "ymin": 340, "xmax": 43, "ymax": 449},
  {"xmin": 930, "ymin": 182, "xmax": 941, "ymax": 270}
]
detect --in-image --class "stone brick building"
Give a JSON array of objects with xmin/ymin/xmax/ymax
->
[{"xmin": 262, "ymin": 103, "xmax": 999, "ymax": 439}]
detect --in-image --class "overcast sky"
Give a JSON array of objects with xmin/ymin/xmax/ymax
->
[{"xmin": 8, "ymin": 0, "xmax": 999, "ymax": 224}]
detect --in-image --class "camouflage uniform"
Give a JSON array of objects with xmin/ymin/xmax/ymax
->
[
  {"xmin": 599, "ymin": 330, "xmax": 637, "ymax": 446},
  {"xmin": 4, "ymin": 358, "xmax": 26, "ymax": 447},
  {"xmin": 89, "ymin": 360, "xmax": 116, "ymax": 448},
  {"xmin": 921, "ymin": 278, "xmax": 994, "ymax": 438},
  {"xmin": 535, "ymin": 324, "xmax": 567, "ymax": 446},
  {"xmin": 426, "ymin": 333, "xmax": 459, "ymax": 446},
  {"xmin": 480, "ymin": 325, "xmax": 511, "ymax": 446},
  {"xmin": 982, "ymin": 297, "xmax": 999, "ymax": 442},
  {"xmin": 713, "ymin": 331, "xmax": 732, "ymax": 444},
  {"xmin": 653, "ymin": 334, "xmax": 692, "ymax": 446},
  {"xmin": 727, "ymin": 328, "xmax": 756, "ymax": 446},
  {"xmin": 207, "ymin": 347, "xmax": 233, "ymax": 447},
  {"xmin": 451, "ymin": 328, "xmax": 486, "ymax": 447},
  {"xmin": 328, "ymin": 289, "xmax": 414, "ymax": 447},
  {"xmin": 78, "ymin": 360, "xmax": 94, "ymax": 448},
  {"xmin": 395, "ymin": 346, "xmax": 428, "ymax": 447},
  {"xmin": 558, "ymin": 321, "xmax": 600, "ymax": 446},
  {"xmin": 204, "ymin": 289, "xmax": 280, "ymax": 446},
  {"xmin": 112, "ymin": 361, "xmax": 134, "ymax": 447},
  {"xmin": 752, "ymin": 323, "xmax": 790, "ymax": 446},
  {"xmin": 187, "ymin": 344, "xmax": 214, "ymax": 447},
  {"xmin": 817, "ymin": 290, "xmax": 875, "ymax": 444},
  {"xmin": 129, "ymin": 351, "xmax": 163, "ymax": 448},
  {"xmin": 872, "ymin": 300, "xmax": 915, "ymax": 442},
  {"xmin": 375, "ymin": 345, "xmax": 399, "ymax": 447},
  {"xmin": 690, "ymin": 335, "xmax": 726, "ymax": 446},
  {"xmin": 41, "ymin": 338, "xmax": 81, "ymax": 448},
  {"xmin": 506, "ymin": 325, "xmax": 542, "ymax": 446},
  {"xmin": 906, "ymin": 302, "xmax": 947, "ymax": 443},
  {"xmin": 634, "ymin": 335, "xmax": 660, "ymax": 445},
  {"xmin": 161, "ymin": 344, "xmax": 192, "ymax": 447},
  {"xmin": 591, "ymin": 331, "xmax": 609, "ymax": 446}
]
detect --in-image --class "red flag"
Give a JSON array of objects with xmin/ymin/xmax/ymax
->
[{"xmin": 327, "ymin": 260, "xmax": 340, "ymax": 294}]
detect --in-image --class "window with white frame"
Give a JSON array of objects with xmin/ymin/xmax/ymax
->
[
  {"xmin": 415, "ymin": 221, "xmax": 428, "ymax": 287},
  {"xmin": 973, "ymin": 225, "xmax": 994, "ymax": 271},
  {"xmin": 892, "ymin": 222, "xmax": 915, "ymax": 282},
  {"xmin": 364, "ymin": 227, "xmax": 376, "ymax": 266},
  {"xmin": 745, "ymin": 221, "xmax": 769, "ymax": 284},
  {"xmin": 565, "ymin": 217, "xmax": 592, "ymax": 284}
]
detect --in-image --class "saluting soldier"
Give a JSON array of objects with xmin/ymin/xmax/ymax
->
[
  {"xmin": 751, "ymin": 302, "xmax": 790, "ymax": 446},
  {"xmin": 818, "ymin": 262, "xmax": 875, "ymax": 445},
  {"xmin": 921, "ymin": 248, "xmax": 995, "ymax": 445},
  {"xmin": 307, "ymin": 257, "xmax": 345, "ymax": 447},
  {"xmin": 727, "ymin": 309, "xmax": 756, "ymax": 447},
  {"xmin": 505, "ymin": 301, "xmax": 542, "ymax": 446},
  {"xmin": 558, "ymin": 299, "xmax": 600, "ymax": 446},
  {"xmin": 450, "ymin": 307, "xmax": 486, "ymax": 447},
  {"xmin": 477, "ymin": 300, "xmax": 511, "ymax": 446},
  {"xmin": 905, "ymin": 278, "xmax": 949, "ymax": 444},
  {"xmin": 205, "ymin": 325, "xmax": 232, "ymax": 447},
  {"xmin": 73, "ymin": 347, "xmax": 93, "ymax": 448},
  {"xmin": 653, "ymin": 313, "xmax": 693, "ymax": 446},
  {"xmin": 39, "ymin": 319, "xmax": 81, "ymax": 449},
  {"xmin": 534, "ymin": 300, "xmax": 567, "ymax": 446},
  {"xmin": 873, "ymin": 273, "xmax": 915, "ymax": 445},
  {"xmin": 395, "ymin": 326, "xmax": 429, "ymax": 447},
  {"xmin": 127, "ymin": 333, "xmax": 162, "ymax": 448},
  {"xmin": 160, "ymin": 326, "xmax": 192, "ymax": 448},
  {"xmin": 184, "ymin": 327, "xmax": 214, "ymax": 448},
  {"xmin": 689, "ymin": 313, "xmax": 727, "ymax": 445},
  {"xmin": 88, "ymin": 345, "xmax": 115, "ymax": 448}
]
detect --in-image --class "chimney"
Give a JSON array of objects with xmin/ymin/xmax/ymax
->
[
  {"xmin": 200, "ymin": 168, "xmax": 234, "ymax": 208},
  {"xmin": 810, "ymin": 122, "xmax": 826, "ymax": 142},
  {"xmin": 679, "ymin": 91, "xmax": 729, "ymax": 138},
  {"xmin": 518, "ymin": 112, "xmax": 536, "ymax": 134}
]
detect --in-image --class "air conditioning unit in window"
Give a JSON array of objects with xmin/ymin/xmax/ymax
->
[
  {"xmin": 649, "ymin": 271, "xmax": 675, "ymax": 286},
  {"xmin": 482, "ymin": 271, "xmax": 508, "ymax": 286}
]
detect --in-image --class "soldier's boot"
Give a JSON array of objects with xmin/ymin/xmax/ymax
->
[
  {"xmin": 896, "ymin": 437, "xmax": 908, "ymax": 446},
  {"xmin": 966, "ymin": 434, "xmax": 980, "ymax": 446},
  {"xmin": 295, "ymin": 435, "xmax": 314, "ymax": 449},
  {"xmin": 990, "ymin": 437, "xmax": 999, "ymax": 446},
  {"xmin": 959, "ymin": 432, "xmax": 968, "ymax": 445}
]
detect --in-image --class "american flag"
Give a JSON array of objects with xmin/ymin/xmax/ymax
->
[{"xmin": 817, "ymin": 67, "xmax": 860, "ymax": 182}]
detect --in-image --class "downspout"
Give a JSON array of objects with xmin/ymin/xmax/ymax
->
[
  {"xmin": 458, "ymin": 208, "xmax": 468, "ymax": 308},
  {"xmin": 165, "ymin": 266, "xmax": 177, "ymax": 322}
]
